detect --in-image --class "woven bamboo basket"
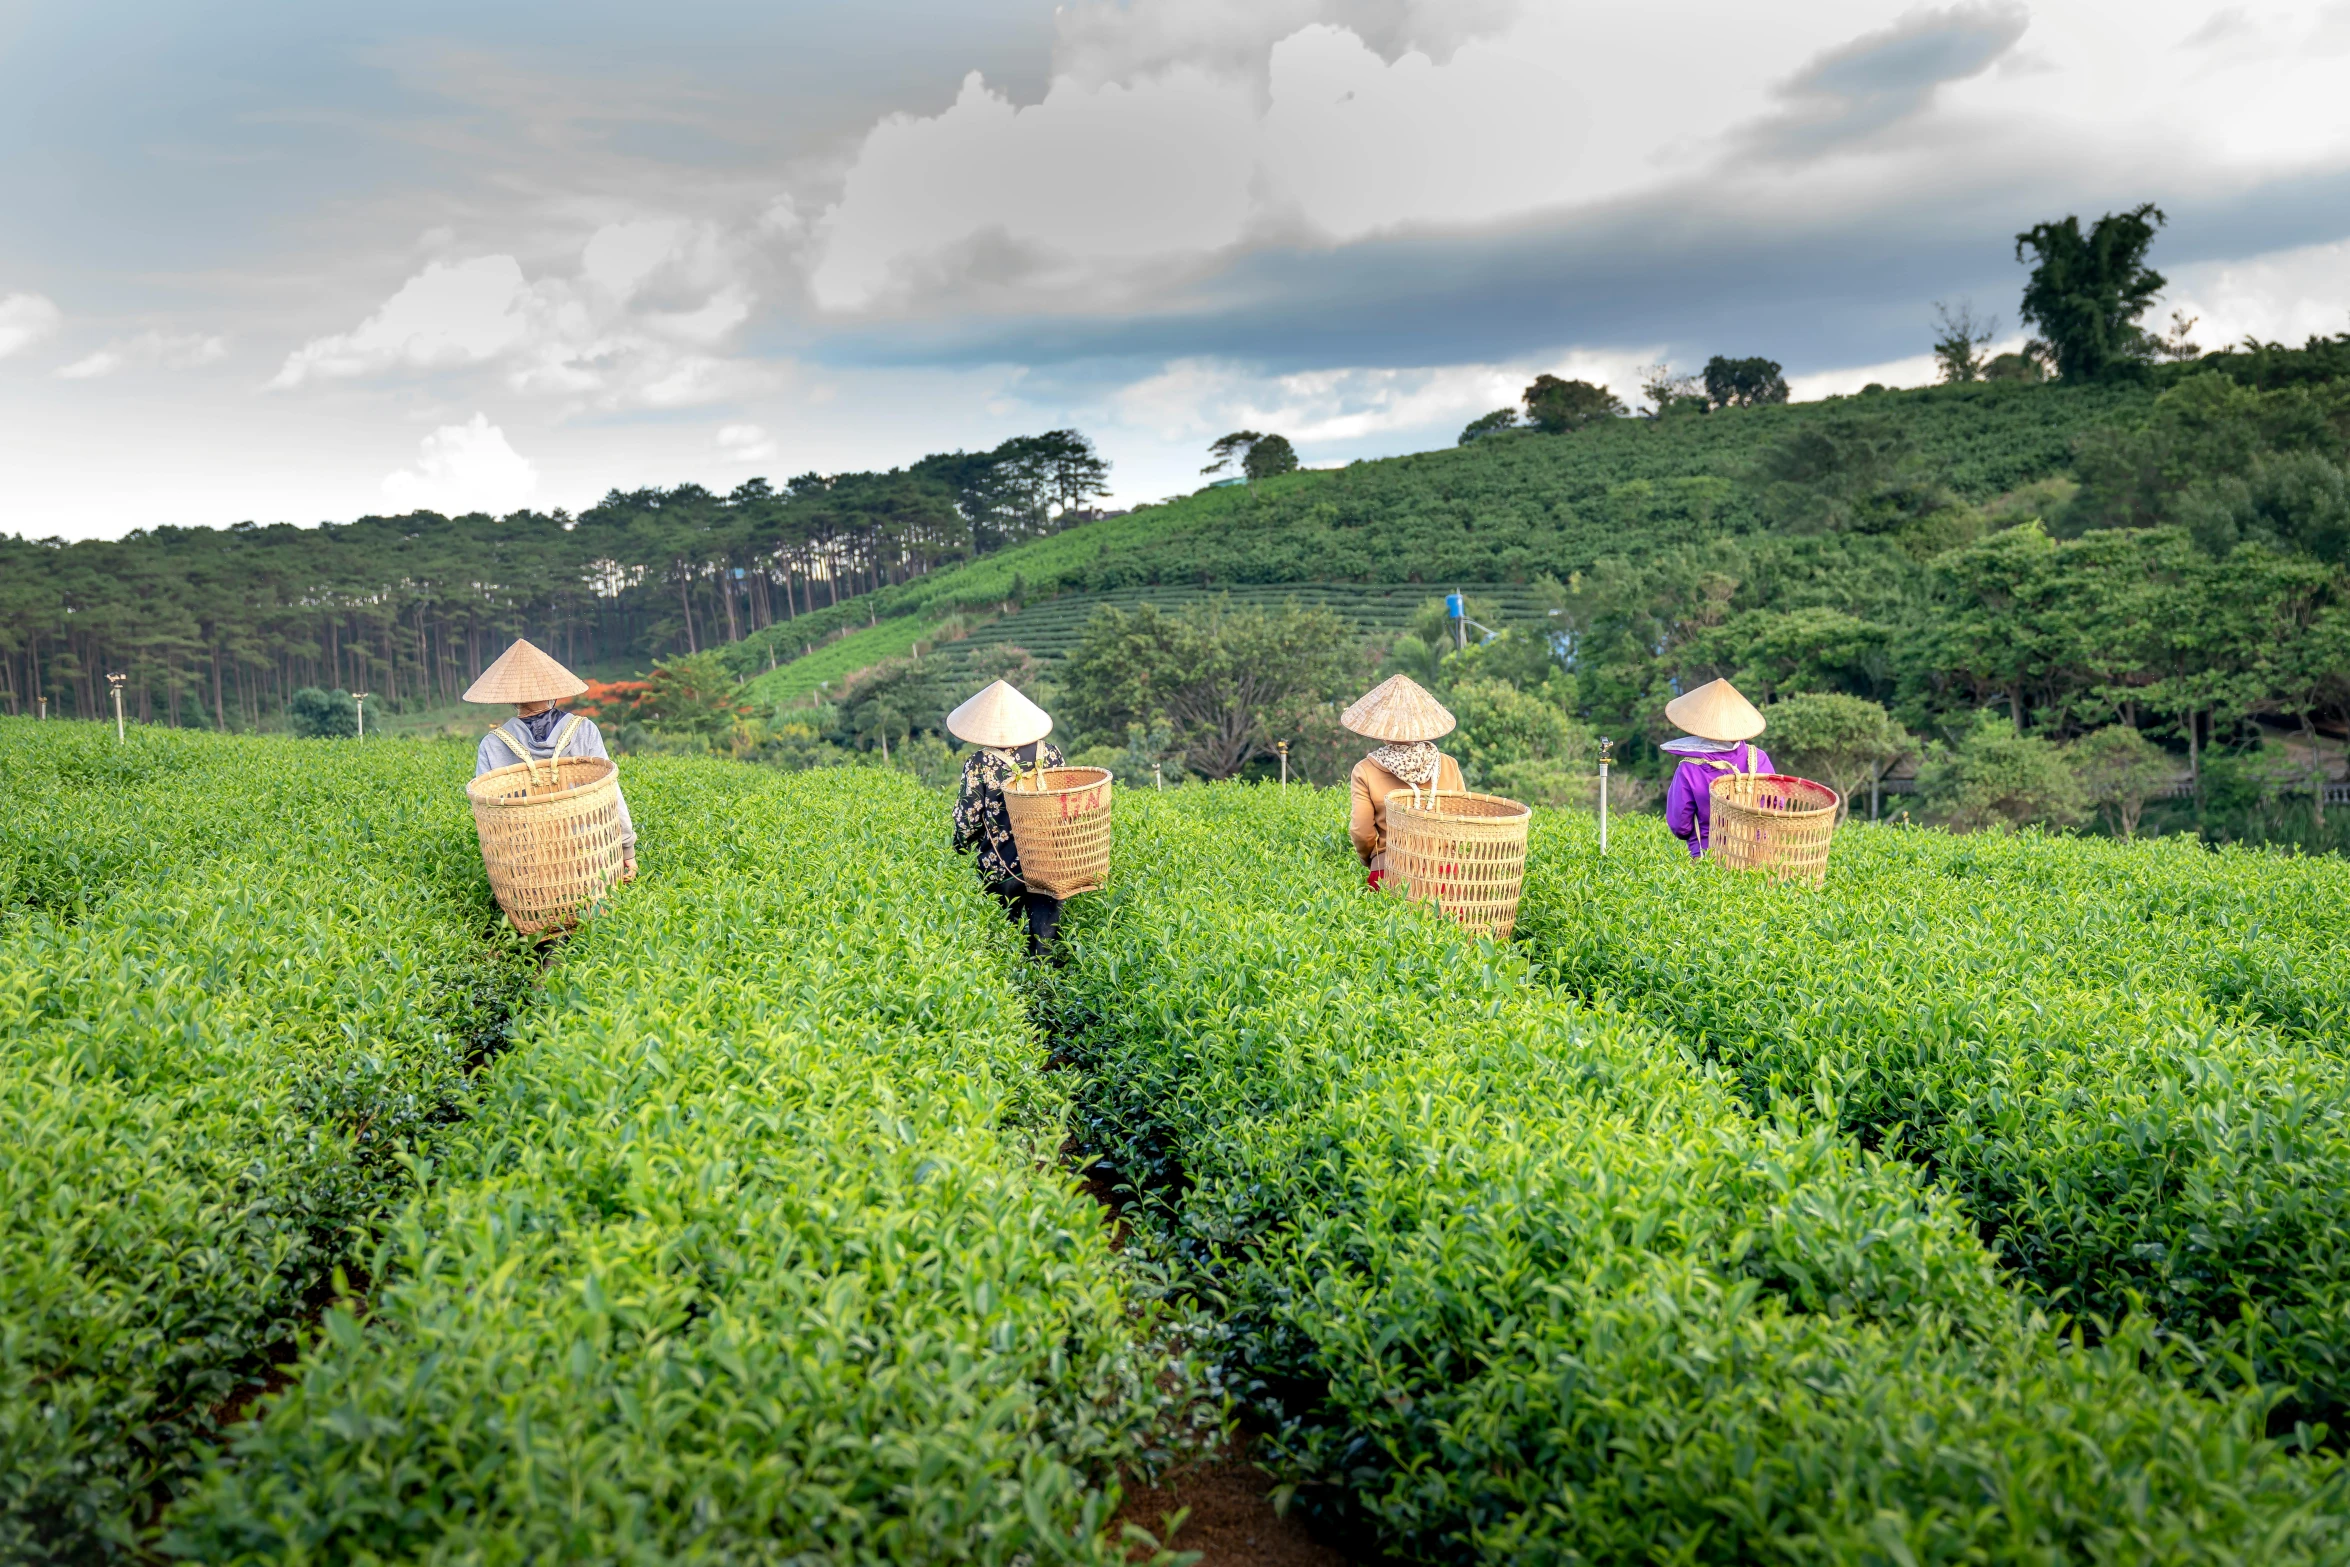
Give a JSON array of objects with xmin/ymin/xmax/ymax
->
[
  {"xmin": 466, "ymin": 754, "xmax": 629, "ymax": 934},
  {"xmin": 1004, "ymin": 765, "xmax": 1115, "ymax": 899},
  {"xmin": 1383, "ymin": 789, "xmax": 1533, "ymax": 940},
  {"xmin": 1708, "ymin": 771, "xmax": 1841, "ymax": 889}
]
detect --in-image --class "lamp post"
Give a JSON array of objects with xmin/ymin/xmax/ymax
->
[
  {"xmin": 1597, "ymin": 736, "xmax": 1614, "ymax": 855},
  {"xmin": 1152, "ymin": 761, "xmax": 1163, "ymax": 792},
  {"xmin": 354, "ymin": 692, "xmax": 369, "ymax": 740},
  {"xmin": 108, "ymin": 673, "xmax": 127, "ymax": 743},
  {"xmin": 1276, "ymin": 740, "xmax": 1289, "ymax": 790}
]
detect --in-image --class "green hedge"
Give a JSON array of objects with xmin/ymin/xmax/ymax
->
[
  {"xmin": 0, "ymin": 723, "xmax": 537, "ymax": 1561},
  {"xmin": 166, "ymin": 762, "xmax": 1178, "ymax": 1564},
  {"xmin": 1053, "ymin": 785, "xmax": 2345, "ymax": 1562},
  {"xmin": 1519, "ymin": 813, "xmax": 2350, "ymax": 1414}
]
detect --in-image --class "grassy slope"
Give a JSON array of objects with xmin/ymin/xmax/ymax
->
[
  {"xmin": 726, "ymin": 378, "xmax": 2152, "ymax": 697},
  {"xmin": 741, "ymin": 613, "xmax": 959, "ymax": 707}
]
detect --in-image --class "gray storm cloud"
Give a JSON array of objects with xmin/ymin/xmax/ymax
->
[{"xmin": 1747, "ymin": 2, "xmax": 2033, "ymax": 157}]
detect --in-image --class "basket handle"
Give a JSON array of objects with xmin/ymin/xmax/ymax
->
[
  {"xmin": 537, "ymin": 714, "xmax": 585, "ymax": 788},
  {"xmin": 485, "ymin": 722, "xmax": 531, "ymax": 771},
  {"xmin": 489, "ymin": 714, "xmax": 586, "ymax": 791}
]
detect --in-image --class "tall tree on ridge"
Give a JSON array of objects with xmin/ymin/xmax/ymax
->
[
  {"xmin": 1702, "ymin": 356, "xmax": 1789, "ymax": 409},
  {"xmin": 1522, "ymin": 374, "xmax": 1627, "ymax": 433},
  {"xmin": 2015, "ymin": 203, "xmax": 2168, "ymax": 380},
  {"xmin": 1931, "ymin": 301, "xmax": 1999, "ymax": 383}
]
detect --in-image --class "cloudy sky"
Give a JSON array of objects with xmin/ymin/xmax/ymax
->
[{"xmin": 4, "ymin": 0, "xmax": 2348, "ymax": 540}]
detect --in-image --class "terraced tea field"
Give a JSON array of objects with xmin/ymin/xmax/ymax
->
[
  {"xmin": 747, "ymin": 580, "xmax": 1554, "ymax": 707},
  {"xmin": 2, "ymin": 724, "xmax": 1178, "ymax": 1564},
  {"xmin": 1055, "ymin": 788, "xmax": 2350, "ymax": 1561},
  {"xmin": 9, "ymin": 717, "xmax": 2350, "ymax": 1563}
]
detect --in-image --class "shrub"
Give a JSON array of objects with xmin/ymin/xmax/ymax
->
[
  {"xmin": 1918, "ymin": 712, "xmax": 2087, "ymax": 830},
  {"xmin": 284, "ymin": 687, "xmax": 356, "ymax": 739},
  {"xmin": 1446, "ymin": 676, "xmax": 1592, "ymax": 805},
  {"xmin": 1760, "ymin": 692, "xmax": 1909, "ymax": 818},
  {"xmin": 2073, "ymin": 722, "xmax": 2177, "ymax": 837},
  {"xmin": 633, "ymin": 651, "xmax": 753, "ymax": 740}
]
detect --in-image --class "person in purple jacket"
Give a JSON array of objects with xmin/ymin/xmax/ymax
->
[{"xmin": 1661, "ymin": 679, "xmax": 1772, "ymax": 860}]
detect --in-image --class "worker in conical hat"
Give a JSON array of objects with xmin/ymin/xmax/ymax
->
[
  {"xmin": 465, "ymin": 638, "xmax": 637, "ymax": 882},
  {"xmin": 1341, "ymin": 673, "xmax": 1465, "ymax": 890},
  {"xmin": 1661, "ymin": 677, "xmax": 1772, "ymax": 860},
  {"xmin": 947, "ymin": 679, "xmax": 1066, "ymax": 955}
]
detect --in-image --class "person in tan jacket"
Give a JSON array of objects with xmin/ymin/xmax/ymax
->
[{"xmin": 1341, "ymin": 673, "xmax": 1465, "ymax": 889}]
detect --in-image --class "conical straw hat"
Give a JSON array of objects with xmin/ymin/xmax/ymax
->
[
  {"xmin": 1340, "ymin": 673, "xmax": 1455, "ymax": 742},
  {"xmin": 947, "ymin": 680, "xmax": 1053, "ymax": 748},
  {"xmin": 1664, "ymin": 678, "xmax": 1765, "ymax": 743},
  {"xmin": 462, "ymin": 638, "xmax": 589, "ymax": 704}
]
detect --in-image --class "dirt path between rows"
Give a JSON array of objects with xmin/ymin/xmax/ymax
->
[{"xmin": 1113, "ymin": 1433, "xmax": 1354, "ymax": 1566}]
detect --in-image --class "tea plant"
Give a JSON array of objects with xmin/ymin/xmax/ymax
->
[
  {"xmin": 1519, "ymin": 812, "xmax": 2350, "ymax": 1415},
  {"xmin": 0, "ymin": 723, "xmax": 537, "ymax": 1561},
  {"xmin": 1053, "ymin": 785, "xmax": 2347, "ymax": 1562},
  {"xmin": 167, "ymin": 762, "xmax": 1183, "ymax": 1564}
]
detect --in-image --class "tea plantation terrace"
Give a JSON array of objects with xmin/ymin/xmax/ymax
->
[{"xmin": 7, "ymin": 719, "xmax": 2350, "ymax": 1563}]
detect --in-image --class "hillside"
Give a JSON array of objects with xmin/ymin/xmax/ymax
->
[{"xmin": 726, "ymin": 375, "xmax": 2155, "ymax": 699}]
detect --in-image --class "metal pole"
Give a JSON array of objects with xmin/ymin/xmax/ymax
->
[
  {"xmin": 36, "ymin": 697, "xmax": 45, "ymax": 720},
  {"xmin": 1277, "ymin": 741, "xmax": 1289, "ymax": 789},
  {"xmin": 1153, "ymin": 762, "xmax": 1163, "ymax": 792},
  {"xmin": 1597, "ymin": 737, "xmax": 1613, "ymax": 855},
  {"xmin": 108, "ymin": 674, "xmax": 126, "ymax": 743},
  {"xmin": 354, "ymin": 692, "xmax": 368, "ymax": 740}
]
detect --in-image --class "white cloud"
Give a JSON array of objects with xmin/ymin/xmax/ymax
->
[
  {"xmin": 809, "ymin": 28, "xmax": 1600, "ymax": 315},
  {"xmin": 1783, "ymin": 350, "xmax": 1955, "ymax": 402},
  {"xmin": 811, "ymin": 68, "xmax": 1258, "ymax": 313},
  {"xmin": 380, "ymin": 414, "xmax": 538, "ymax": 514},
  {"xmin": 0, "ymin": 292, "xmax": 63, "ymax": 359},
  {"xmin": 1052, "ymin": 0, "xmax": 1522, "ymax": 89},
  {"xmin": 808, "ymin": 0, "xmax": 2350, "ymax": 325},
  {"xmin": 1109, "ymin": 350, "xmax": 1659, "ymax": 448},
  {"xmin": 2162, "ymin": 237, "xmax": 2350, "ymax": 350},
  {"xmin": 273, "ymin": 256, "xmax": 532, "ymax": 386},
  {"xmin": 273, "ymin": 223, "xmax": 767, "ymax": 407},
  {"xmin": 1256, "ymin": 25, "xmax": 1584, "ymax": 237},
  {"xmin": 716, "ymin": 422, "xmax": 777, "ymax": 462},
  {"xmin": 58, "ymin": 331, "xmax": 229, "ymax": 380}
]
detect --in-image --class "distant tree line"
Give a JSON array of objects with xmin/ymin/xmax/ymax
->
[
  {"xmin": 1462, "ymin": 202, "xmax": 2217, "ymax": 447},
  {"xmin": 0, "ymin": 429, "xmax": 1109, "ymax": 724}
]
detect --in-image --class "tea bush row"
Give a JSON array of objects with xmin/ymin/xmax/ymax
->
[
  {"xmin": 167, "ymin": 762, "xmax": 1181, "ymax": 1564},
  {"xmin": 0, "ymin": 723, "xmax": 538, "ymax": 1561},
  {"xmin": 1053, "ymin": 786, "xmax": 2347, "ymax": 1563},
  {"xmin": 1519, "ymin": 813, "xmax": 2350, "ymax": 1415}
]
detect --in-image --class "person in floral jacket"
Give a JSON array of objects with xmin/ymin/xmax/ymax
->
[{"xmin": 947, "ymin": 680, "xmax": 1066, "ymax": 955}]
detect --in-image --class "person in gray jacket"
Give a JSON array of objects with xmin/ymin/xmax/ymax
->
[{"xmin": 464, "ymin": 638, "xmax": 637, "ymax": 881}]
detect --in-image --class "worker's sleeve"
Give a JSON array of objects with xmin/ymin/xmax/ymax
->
[
  {"xmin": 1440, "ymin": 755, "xmax": 1465, "ymax": 793},
  {"xmin": 571, "ymin": 721, "xmax": 637, "ymax": 852},
  {"xmin": 1347, "ymin": 766, "xmax": 1379, "ymax": 865},
  {"xmin": 1664, "ymin": 761, "xmax": 1700, "ymax": 842},
  {"xmin": 473, "ymin": 734, "xmax": 504, "ymax": 777},
  {"xmin": 950, "ymin": 757, "xmax": 985, "ymax": 853}
]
